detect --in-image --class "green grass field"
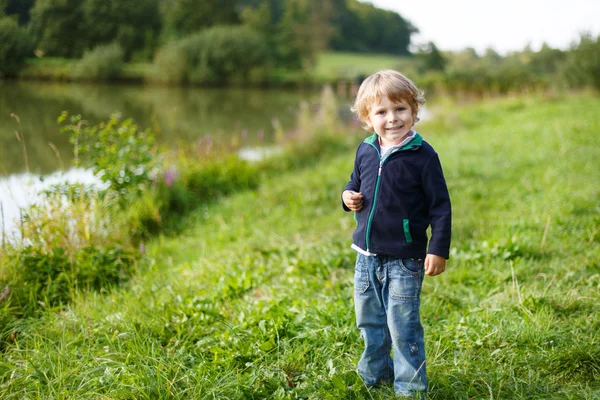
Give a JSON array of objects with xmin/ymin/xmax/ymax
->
[
  {"xmin": 1, "ymin": 93, "xmax": 599, "ymax": 399},
  {"xmin": 311, "ymin": 52, "xmax": 413, "ymax": 81}
]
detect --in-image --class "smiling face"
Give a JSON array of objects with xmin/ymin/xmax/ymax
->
[{"xmin": 366, "ymin": 96, "xmax": 414, "ymax": 147}]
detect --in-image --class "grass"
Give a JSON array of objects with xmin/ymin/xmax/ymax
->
[
  {"xmin": 0, "ymin": 93, "xmax": 599, "ymax": 398},
  {"xmin": 311, "ymin": 51, "xmax": 414, "ymax": 82}
]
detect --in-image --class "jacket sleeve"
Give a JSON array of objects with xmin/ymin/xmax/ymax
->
[
  {"xmin": 342, "ymin": 145, "xmax": 362, "ymax": 212},
  {"xmin": 421, "ymin": 153, "xmax": 452, "ymax": 258}
]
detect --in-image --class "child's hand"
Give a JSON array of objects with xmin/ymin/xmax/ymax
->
[
  {"xmin": 425, "ymin": 254, "xmax": 446, "ymax": 276},
  {"xmin": 343, "ymin": 190, "xmax": 363, "ymax": 211}
]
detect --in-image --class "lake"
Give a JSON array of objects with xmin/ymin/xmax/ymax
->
[
  {"xmin": 0, "ymin": 80, "xmax": 342, "ymax": 176},
  {"xmin": 0, "ymin": 80, "xmax": 355, "ymax": 236}
]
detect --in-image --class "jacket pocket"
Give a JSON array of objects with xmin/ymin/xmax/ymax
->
[{"xmin": 403, "ymin": 219, "xmax": 413, "ymax": 243}]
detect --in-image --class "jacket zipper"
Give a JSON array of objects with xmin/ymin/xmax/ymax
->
[
  {"xmin": 365, "ymin": 157, "xmax": 382, "ymax": 252},
  {"xmin": 363, "ymin": 134, "xmax": 419, "ymax": 252},
  {"xmin": 364, "ymin": 146, "xmax": 401, "ymax": 252}
]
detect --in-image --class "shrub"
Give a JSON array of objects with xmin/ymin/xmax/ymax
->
[
  {"xmin": 0, "ymin": 16, "xmax": 34, "ymax": 76},
  {"xmin": 150, "ymin": 25, "xmax": 270, "ymax": 85},
  {"xmin": 59, "ymin": 112, "xmax": 158, "ymax": 206},
  {"xmin": 70, "ymin": 42, "xmax": 124, "ymax": 81}
]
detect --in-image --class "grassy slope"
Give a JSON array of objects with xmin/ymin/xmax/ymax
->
[
  {"xmin": 1, "ymin": 94, "xmax": 599, "ymax": 399},
  {"xmin": 311, "ymin": 52, "xmax": 412, "ymax": 81}
]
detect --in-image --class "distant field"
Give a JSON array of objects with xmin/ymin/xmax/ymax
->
[{"xmin": 312, "ymin": 51, "xmax": 415, "ymax": 81}]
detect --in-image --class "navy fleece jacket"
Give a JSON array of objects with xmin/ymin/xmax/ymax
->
[{"xmin": 343, "ymin": 132, "xmax": 452, "ymax": 259}]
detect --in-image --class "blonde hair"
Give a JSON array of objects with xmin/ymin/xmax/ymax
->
[{"xmin": 351, "ymin": 69, "xmax": 425, "ymax": 129}]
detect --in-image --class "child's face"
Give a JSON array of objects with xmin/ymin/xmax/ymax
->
[{"xmin": 366, "ymin": 96, "xmax": 414, "ymax": 147}]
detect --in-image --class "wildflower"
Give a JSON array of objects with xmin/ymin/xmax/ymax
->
[{"xmin": 164, "ymin": 166, "xmax": 178, "ymax": 187}]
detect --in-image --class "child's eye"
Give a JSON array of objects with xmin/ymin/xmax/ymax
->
[{"xmin": 397, "ymin": 107, "xmax": 405, "ymax": 111}]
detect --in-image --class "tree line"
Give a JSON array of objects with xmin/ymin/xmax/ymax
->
[
  {"xmin": 412, "ymin": 36, "xmax": 600, "ymax": 93},
  {"xmin": 0, "ymin": 0, "xmax": 416, "ymax": 76}
]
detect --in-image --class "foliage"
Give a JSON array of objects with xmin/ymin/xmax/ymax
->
[
  {"xmin": 0, "ymin": 15, "xmax": 34, "ymax": 75},
  {"xmin": 70, "ymin": 42, "xmax": 124, "ymax": 81},
  {"xmin": 561, "ymin": 32, "xmax": 600, "ymax": 90},
  {"xmin": 415, "ymin": 41, "xmax": 446, "ymax": 73},
  {"xmin": 59, "ymin": 112, "xmax": 158, "ymax": 205},
  {"xmin": 82, "ymin": 0, "xmax": 161, "ymax": 61},
  {"xmin": 30, "ymin": 0, "xmax": 160, "ymax": 60},
  {"xmin": 151, "ymin": 25, "xmax": 269, "ymax": 85},
  {"xmin": 29, "ymin": 0, "xmax": 87, "ymax": 58},
  {"xmin": 332, "ymin": 0, "xmax": 416, "ymax": 55},
  {"xmin": 126, "ymin": 155, "xmax": 261, "ymax": 241},
  {"xmin": 3, "ymin": 0, "xmax": 35, "ymax": 24},
  {"xmin": 162, "ymin": 0, "xmax": 239, "ymax": 38},
  {"xmin": 1, "ymin": 183, "xmax": 138, "ymax": 318}
]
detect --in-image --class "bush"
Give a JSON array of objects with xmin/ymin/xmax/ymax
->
[
  {"xmin": 59, "ymin": 112, "xmax": 158, "ymax": 205},
  {"xmin": 70, "ymin": 42, "xmax": 124, "ymax": 81},
  {"xmin": 0, "ymin": 16, "xmax": 34, "ymax": 76},
  {"xmin": 150, "ymin": 25, "xmax": 270, "ymax": 85},
  {"xmin": 561, "ymin": 33, "xmax": 600, "ymax": 90}
]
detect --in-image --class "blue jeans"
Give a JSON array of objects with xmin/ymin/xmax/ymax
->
[{"xmin": 354, "ymin": 253, "xmax": 427, "ymax": 396}]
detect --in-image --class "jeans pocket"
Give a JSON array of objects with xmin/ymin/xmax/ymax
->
[
  {"xmin": 389, "ymin": 259, "xmax": 421, "ymax": 301},
  {"xmin": 400, "ymin": 258, "xmax": 423, "ymax": 275},
  {"xmin": 354, "ymin": 255, "xmax": 370, "ymax": 293}
]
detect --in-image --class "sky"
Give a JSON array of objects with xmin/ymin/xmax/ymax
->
[{"xmin": 366, "ymin": 0, "xmax": 600, "ymax": 54}]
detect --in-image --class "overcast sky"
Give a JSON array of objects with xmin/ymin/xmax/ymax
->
[{"xmin": 366, "ymin": 0, "xmax": 600, "ymax": 54}]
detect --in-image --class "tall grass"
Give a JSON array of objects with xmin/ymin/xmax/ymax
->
[{"xmin": 0, "ymin": 93, "xmax": 598, "ymax": 398}]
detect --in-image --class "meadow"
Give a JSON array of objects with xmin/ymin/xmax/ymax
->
[{"xmin": 0, "ymin": 92, "xmax": 599, "ymax": 399}]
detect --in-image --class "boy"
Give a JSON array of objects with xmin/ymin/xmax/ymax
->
[{"xmin": 342, "ymin": 70, "xmax": 451, "ymax": 397}]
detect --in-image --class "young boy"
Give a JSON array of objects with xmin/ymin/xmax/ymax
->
[{"xmin": 342, "ymin": 70, "xmax": 451, "ymax": 397}]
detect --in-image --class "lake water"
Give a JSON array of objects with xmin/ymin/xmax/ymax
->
[
  {"xmin": 0, "ymin": 80, "xmax": 351, "ymax": 236},
  {"xmin": 0, "ymin": 80, "xmax": 334, "ymax": 176}
]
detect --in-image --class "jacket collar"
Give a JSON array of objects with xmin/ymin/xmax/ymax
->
[{"xmin": 364, "ymin": 131, "xmax": 423, "ymax": 151}]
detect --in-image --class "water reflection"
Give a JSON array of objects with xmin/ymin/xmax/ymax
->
[
  {"xmin": 0, "ymin": 169, "xmax": 104, "ymax": 237},
  {"xmin": 0, "ymin": 80, "xmax": 323, "ymax": 176}
]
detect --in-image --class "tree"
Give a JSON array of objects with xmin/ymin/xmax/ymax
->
[
  {"xmin": 562, "ymin": 33, "xmax": 600, "ymax": 90},
  {"xmin": 81, "ymin": 0, "xmax": 162, "ymax": 60},
  {"xmin": 276, "ymin": 0, "xmax": 335, "ymax": 68},
  {"xmin": 415, "ymin": 41, "xmax": 446, "ymax": 72},
  {"xmin": 333, "ymin": 0, "xmax": 416, "ymax": 55},
  {"xmin": 0, "ymin": 15, "xmax": 34, "ymax": 75},
  {"xmin": 30, "ymin": 0, "xmax": 162, "ymax": 60},
  {"xmin": 30, "ymin": 0, "xmax": 87, "ymax": 57},
  {"xmin": 529, "ymin": 43, "xmax": 565, "ymax": 75},
  {"xmin": 4, "ymin": 0, "xmax": 35, "ymax": 24},
  {"xmin": 241, "ymin": 0, "xmax": 334, "ymax": 69},
  {"xmin": 162, "ymin": 0, "xmax": 240, "ymax": 38}
]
